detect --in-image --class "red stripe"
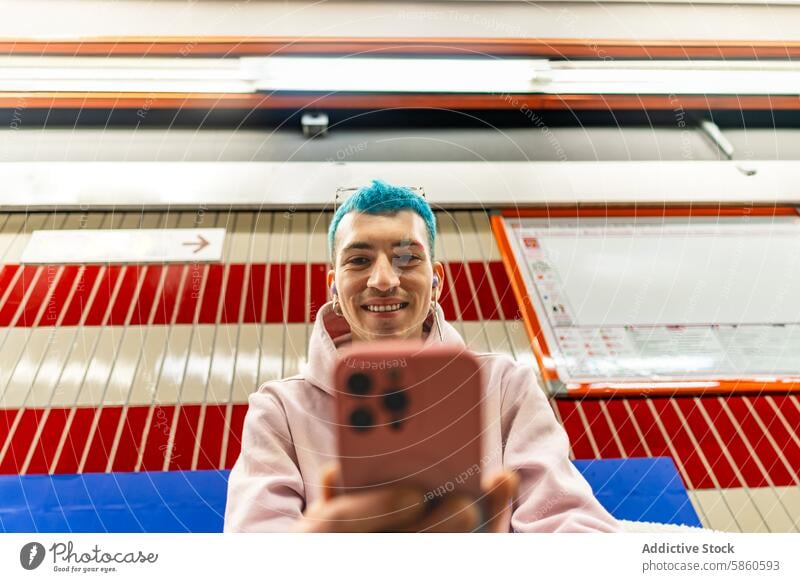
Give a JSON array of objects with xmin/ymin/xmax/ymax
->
[
  {"xmin": 151, "ymin": 265, "xmax": 185, "ymax": 325},
  {"xmin": 195, "ymin": 404, "xmax": 226, "ymax": 470},
  {"xmin": 0, "ymin": 409, "xmax": 43, "ymax": 474},
  {"xmin": 649, "ymin": 399, "xmax": 715, "ymax": 489},
  {"xmin": 198, "ymin": 264, "xmax": 223, "ymax": 324},
  {"xmin": 221, "ymin": 264, "xmax": 246, "ymax": 324},
  {"xmin": 577, "ymin": 400, "xmax": 623, "ymax": 458},
  {"xmin": 0, "ymin": 266, "xmax": 37, "ymax": 326},
  {"xmin": 38, "ymin": 266, "xmax": 79, "ymax": 327},
  {"xmin": 139, "ymin": 405, "xmax": 176, "ymax": 472},
  {"xmin": 0, "ymin": 260, "xmax": 517, "ymax": 327},
  {"xmin": 24, "ymin": 408, "xmax": 70, "ymax": 475},
  {"xmin": 678, "ymin": 398, "xmax": 740, "ymax": 488},
  {"xmin": 287, "ymin": 264, "xmax": 306, "ymax": 323},
  {"xmin": 602, "ymin": 399, "xmax": 649, "ymax": 457},
  {"xmin": 624, "ymin": 399, "xmax": 674, "ymax": 469},
  {"xmin": 94, "ymin": 265, "xmax": 128, "ymax": 325},
  {"xmin": 82, "ymin": 407, "xmax": 123, "ymax": 473},
  {"xmin": 60, "ymin": 266, "xmax": 101, "ymax": 326},
  {"xmin": 265, "ymin": 264, "xmax": 286, "ymax": 323},
  {"xmin": 468, "ymin": 262, "xmax": 500, "ymax": 320},
  {"xmin": 437, "ymin": 273, "xmax": 458, "ymax": 321},
  {"xmin": 128, "ymin": 266, "xmax": 162, "ymax": 326},
  {"xmin": 168, "ymin": 405, "xmax": 201, "ymax": 471},
  {"xmin": 309, "ymin": 263, "xmax": 328, "ymax": 322},
  {"xmin": 175, "ymin": 264, "xmax": 205, "ymax": 324},
  {"xmin": 697, "ymin": 398, "xmax": 769, "ymax": 488},
  {"xmin": 728, "ymin": 397, "xmax": 793, "ymax": 486},
  {"xmin": 242, "ymin": 264, "xmax": 266, "ymax": 324},
  {"xmin": 448, "ymin": 262, "xmax": 479, "ymax": 320},
  {"xmin": 555, "ymin": 400, "xmax": 596, "ymax": 459},
  {"xmin": 756, "ymin": 397, "xmax": 800, "ymax": 477},
  {"xmin": 224, "ymin": 404, "xmax": 248, "ymax": 469},
  {"xmin": 0, "ymin": 409, "xmax": 16, "ymax": 466},
  {"xmin": 52, "ymin": 407, "xmax": 95, "ymax": 474},
  {"xmin": 488, "ymin": 262, "xmax": 521, "ymax": 319},
  {"xmin": 773, "ymin": 395, "xmax": 800, "ymax": 434},
  {"xmin": 0, "ymin": 395, "xmax": 790, "ymax": 485},
  {"xmin": 108, "ymin": 406, "xmax": 150, "ymax": 473},
  {"xmin": 0, "ymin": 265, "xmax": 20, "ymax": 298},
  {"xmin": 17, "ymin": 267, "xmax": 52, "ymax": 326}
]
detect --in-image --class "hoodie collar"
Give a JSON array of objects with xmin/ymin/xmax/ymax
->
[{"xmin": 302, "ymin": 301, "xmax": 465, "ymax": 396}]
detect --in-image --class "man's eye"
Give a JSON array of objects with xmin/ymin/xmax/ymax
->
[
  {"xmin": 348, "ymin": 257, "xmax": 370, "ymax": 266},
  {"xmin": 393, "ymin": 254, "xmax": 420, "ymax": 267}
]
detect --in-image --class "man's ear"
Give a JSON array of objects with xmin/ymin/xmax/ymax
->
[
  {"xmin": 326, "ymin": 269, "xmax": 336, "ymax": 297},
  {"xmin": 432, "ymin": 261, "xmax": 445, "ymax": 301}
]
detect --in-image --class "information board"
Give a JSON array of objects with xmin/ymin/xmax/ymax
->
[{"xmin": 493, "ymin": 209, "xmax": 800, "ymax": 396}]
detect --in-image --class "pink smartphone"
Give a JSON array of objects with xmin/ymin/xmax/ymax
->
[{"xmin": 334, "ymin": 340, "xmax": 484, "ymax": 501}]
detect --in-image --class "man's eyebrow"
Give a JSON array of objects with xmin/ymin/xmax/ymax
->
[
  {"xmin": 393, "ymin": 239, "xmax": 425, "ymax": 249},
  {"xmin": 341, "ymin": 241, "xmax": 374, "ymax": 253},
  {"xmin": 341, "ymin": 240, "xmax": 425, "ymax": 253}
]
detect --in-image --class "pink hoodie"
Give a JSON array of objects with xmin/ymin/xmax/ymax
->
[{"xmin": 224, "ymin": 302, "xmax": 619, "ymax": 532}]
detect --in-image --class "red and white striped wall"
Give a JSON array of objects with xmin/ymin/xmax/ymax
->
[{"xmin": 0, "ymin": 209, "xmax": 797, "ymax": 532}]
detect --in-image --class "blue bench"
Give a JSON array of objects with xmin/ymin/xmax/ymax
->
[{"xmin": 0, "ymin": 457, "xmax": 700, "ymax": 532}]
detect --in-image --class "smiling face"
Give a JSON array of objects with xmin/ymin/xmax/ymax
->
[{"xmin": 327, "ymin": 210, "xmax": 445, "ymax": 343}]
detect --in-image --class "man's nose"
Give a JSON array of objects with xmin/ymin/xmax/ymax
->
[{"xmin": 367, "ymin": 254, "xmax": 401, "ymax": 291}]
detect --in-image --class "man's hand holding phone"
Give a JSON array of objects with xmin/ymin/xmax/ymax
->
[{"xmin": 295, "ymin": 464, "xmax": 519, "ymax": 532}]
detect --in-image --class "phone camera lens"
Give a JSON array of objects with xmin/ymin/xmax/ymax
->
[
  {"xmin": 382, "ymin": 389, "xmax": 408, "ymax": 413},
  {"xmin": 349, "ymin": 407, "xmax": 374, "ymax": 431},
  {"xmin": 347, "ymin": 373, "xmax": 371, "ymax": 395}
]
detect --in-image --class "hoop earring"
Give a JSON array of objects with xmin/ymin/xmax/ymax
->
[{"xmin": 332, "ymin": 295, "xmax": 344, "ymax": 317}]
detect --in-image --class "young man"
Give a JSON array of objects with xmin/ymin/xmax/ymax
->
[{"xmin": 224, "ymin": 180, "xmax": 619, "ymax": 532}]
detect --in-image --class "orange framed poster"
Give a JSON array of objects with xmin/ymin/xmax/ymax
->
[{"xmin": 491, "ymin": 206, "xmax": 800, "ymax": 397}]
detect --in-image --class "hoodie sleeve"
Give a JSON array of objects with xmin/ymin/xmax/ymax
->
[
  {"xmin": 500, "ymin": 360, "xmax": 620, "ymax": 532},
  {"xmin": 224, "ymin": 388, "xmax": 305, "ymax": 532}
]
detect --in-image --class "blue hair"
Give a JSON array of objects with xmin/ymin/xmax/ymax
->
[{"xmin": 328, "ymin": 179, "xmax": 437, "ymax": 260}]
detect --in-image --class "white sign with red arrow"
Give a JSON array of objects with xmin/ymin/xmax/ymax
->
[{"xmin": 21, "ymin": 228, "xmax": 226, "ymax": 264}]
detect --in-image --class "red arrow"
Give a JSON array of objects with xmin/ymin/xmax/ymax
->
[{"xmin": 182, "ymin": 234, "xmax": 210, "ymax": 254}]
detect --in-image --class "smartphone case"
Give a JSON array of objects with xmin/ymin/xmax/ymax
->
[{"xmin": 334, "ymin": 340, "xmax": 484, "ymax": 500}]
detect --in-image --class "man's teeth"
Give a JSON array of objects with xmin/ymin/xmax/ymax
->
[{"xmin": 365, "ymin": 303, "xmax": 407, "ymax": 312}]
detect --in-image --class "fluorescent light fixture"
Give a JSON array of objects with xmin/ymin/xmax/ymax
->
[
  {"xmin": 241, "ymin": 57, "xmax": 545, "ymax": 93},
  {"xmin": 0, "ymin": 57, "xmax": 254, "ymax": 93},
  {"xmin": 0, "ymin": 56, "xmax": 798, "ymax": 95},
  {"xmin": 535, "ymin": 60, "xmax": 800, "ymax": 96}
]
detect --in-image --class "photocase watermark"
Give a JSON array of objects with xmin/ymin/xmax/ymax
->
[
  {"xmin": 421, "ymin": 448, "xmax": 503, "ymax": 502},
  {"xmin": 344, "ymin": 356, "xmax": 408, "ymax": 371},
  {"xmin": 20, "ymin": 542, "xmax": 46, "ymax": 570},
  {"xmin": 495, "ymin": 92, "xmax": 568, "ymax": 161},
  {"xmin": 326, "ymin": 141, "xmax": 368, "ymax": 163},
  {"xmin": 152, "ymin": 405, "xmax": 181, "ymax": 464},
  {"xmin": 10, "ymin": 98, "xmax": 26, "ymax": 130},
  {"xmin": 190, "ymin": 205, "xmax": 208, "ymax": 300},
  {"xmin": 423, "ymin": 460, "xmax": 483, "ymax": 502},
  {"xmin": 396, "ymin": 9, "xmax": 523, "ymax": 38},
  {"xmin": 669, "ymin": 94, "xmax": 695, "ymax": 160},
  {"xmin": 555, "ymin": 9, "xmax": 615, "ymax": 62},
  {"xmin": 19, "ymin": 540, "xmax": 158, "ymax": 574},
  {"xmin": 136, "ymin": 93, "xmax": 156, "ymax": 121}
]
